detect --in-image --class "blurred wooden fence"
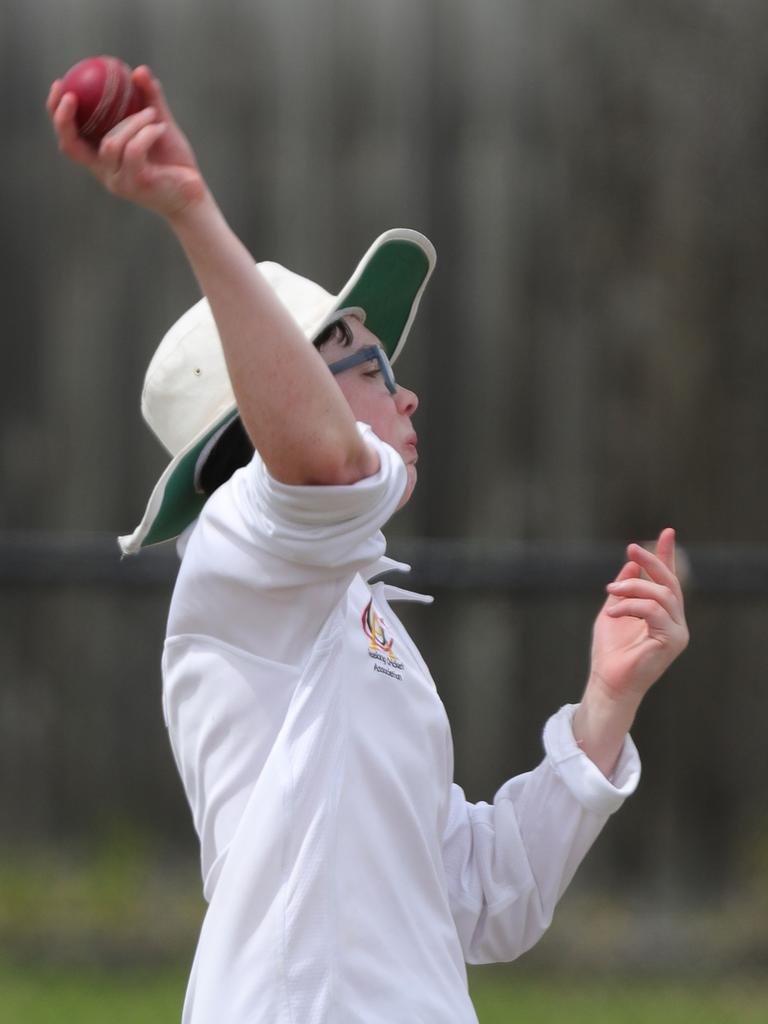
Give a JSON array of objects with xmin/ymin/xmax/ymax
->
[
  {"xmin": 3, "ymin": 0, "xmax": 768, "ymax": 901},
  {"xmin": 1, "ymin": 532, "xmax": 768, "ymax": 907}
]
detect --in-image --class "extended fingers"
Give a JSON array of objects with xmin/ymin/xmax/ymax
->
[
  {"xmin": 121, "ymin": 122, "xmax": 167, "ymax": 179},
  {"xmin": 46, "ymin": 79, "xmax": 63, "ymax": 118},
  {"xmin": 627, "ymin": 538, "xmax": 682, "ymax": 600},
  {"xmin": 132, "ymin": 66, "xmax": 174, "ymax": 123},
  {"xmin": 51, "ymin": 91, "xmax": 98, "ymax": 167},
  {"xmin": 655, "ymin": 527, "xmax": 676, "ymax": 574},
  {"xmin": 98, "ymin": 106, "xmax": 158, "ymax": 174},
  {"xmin": 605, "ymin": 598, "xmax": 670, "ymax": 629},
  {"xmin": 604, "ymin": 559, "xmax": 640, "ymax": 609},
  {"xmin": 606, "ymin": 596, "xmax": 690, "ymax": 651},
  {"xmin": 613, "ymin": 560, "xmax": 641, "ymax": 584},
  {"xmin": 606, "ymin": 575, "xmax": 683, "ymax": 624}
]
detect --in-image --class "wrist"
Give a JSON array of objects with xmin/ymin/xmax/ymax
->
[
  {"xmin": 583, "ymin": 671, "xmax": 645, "ymax": 716},
  {"xmin": 165, "ymin": 185, "xmax": 218, "ymax": 235},
  {"xmin": 573, "ymin": 684, "xmax": 642, "ymax": 778}
]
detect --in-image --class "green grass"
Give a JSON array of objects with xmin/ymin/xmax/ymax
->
[
  {"xmin": 470, "ymin": 970, "xmax": 768, "ymax": 1023},
  {"xmin": 0, "ymin": 966, "xmax": 187, "ymax": 1024},
  {"xmin": 2, "ymin": 840, "xmax": 768, "ymax": 1022},
  {"xmin": 1, "ymin": 966, "xmax": 768, "ymax": 1024}
]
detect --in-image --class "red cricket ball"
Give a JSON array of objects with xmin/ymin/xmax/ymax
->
[{"xmin": 60, "ymin": 56, "xmax": 145, "ymax": 143}]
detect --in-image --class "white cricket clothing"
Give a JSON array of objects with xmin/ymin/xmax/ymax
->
[{"xmin": 162, "ymin": 424, "xmax": 640, "ymax": 1023}]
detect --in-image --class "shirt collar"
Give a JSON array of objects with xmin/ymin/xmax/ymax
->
[
  {"xmin": 363, "ymin": 555, "xmax": 434, "ymax": 605},
  {"xmin": 363, "ymin": 554, "xmax": 411, "ymax": 581}
]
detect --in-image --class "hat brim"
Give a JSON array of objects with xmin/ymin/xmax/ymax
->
[
  {"xmin": 119, "ymin": 407, "xmax": 237, "ymax": 555},
  {"xmin": 328, "ymin": 229, "xmax": 434, "ymax": 363},
  {"xmin": 120, "ymin": 229, "xmax": 435, "ymax": 555}
]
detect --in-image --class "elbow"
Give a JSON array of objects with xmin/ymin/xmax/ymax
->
[
  {"xmin": 463, "ymin": 886, "xmax": 554, "ymax": 965},
  {"xmin": 307, "ymin": 441, "xmax": 379, "ymax": 486},
  {"xmin": 266, "ymin": 435, "xmax": 379, "ymax": 487}
]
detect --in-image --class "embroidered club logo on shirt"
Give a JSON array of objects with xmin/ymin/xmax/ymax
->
[{"xmin": 362, "ymin": 599, "xmax": 405, "ymax": 680}]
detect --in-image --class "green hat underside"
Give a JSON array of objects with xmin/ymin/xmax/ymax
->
[
  {"xmin": 140, "ymin": 409, "xmax": 236, "ymax": 548},
  {"xmin": 339, "ymin": 238, "xmax": 431, "ymax": 358},
  {"xmin": 137, "ymin": 237, "xmax": 431, "ymax": 550}
]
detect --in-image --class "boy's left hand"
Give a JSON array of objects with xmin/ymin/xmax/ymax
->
[
  {"xmin": 590, "ymin": 527, "xmax": 689, "ymax": 704},
  {"xmin": 573, "ymin": 527, "xmax": 689, "ymax": 777}
]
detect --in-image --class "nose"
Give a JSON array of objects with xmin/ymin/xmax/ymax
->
[{"xmin": 395, "ymin": 383, "xmax": 419, "ymax": 416}]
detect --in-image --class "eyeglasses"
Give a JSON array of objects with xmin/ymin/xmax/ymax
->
[{"xmin": 327, "ymin": 344, "xmax": 397, "ymax": 395}]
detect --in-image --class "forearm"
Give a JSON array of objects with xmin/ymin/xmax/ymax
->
[
  {"xmin": 443, "ymin": 710, "xmax": 640, "ymax": 964},
  {"xmin": 167, "ymin": 195, "xmax": 375, "ymax": 484},
  {"xmin": 572, "ymin": 683, "xmax": 641, "ymax": 778},
  {"xmin": 48, "ymin": 67, "xmax": 375, "ymax": 487}
]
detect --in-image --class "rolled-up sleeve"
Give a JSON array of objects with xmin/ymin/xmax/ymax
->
[
  {"xmin": 238, "ymin": 422, "xmax": 408, "ymax": 570},
  {"xmin": 168, "ymin": 423, "xmax": 409, "ymax": 662},
  {"xmin": 441, "ymin": 703, "xmax": 640, "ymax": 964}
]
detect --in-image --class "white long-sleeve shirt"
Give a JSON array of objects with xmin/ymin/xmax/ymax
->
[{"xmin": 162, "ymin": 424, "xmax": 640, "ymax": 1023}]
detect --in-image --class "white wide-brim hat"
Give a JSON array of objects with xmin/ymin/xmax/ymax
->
[{"xmin": 119, "ymin": 228, "xmax": 436, "ymax": 555}]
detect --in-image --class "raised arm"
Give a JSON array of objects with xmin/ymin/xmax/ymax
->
[
  {"xmin": 47, "ymin": 65, "xmax": 377, "ymax": 486},
  {"xmin": 439, "ymin": 531, "xmax": 687, "ymax": 963}
]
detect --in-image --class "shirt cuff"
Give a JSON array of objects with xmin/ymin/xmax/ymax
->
[{"xmin": 543, "ymin": 703, "xmax": 641, "ymax": 816}]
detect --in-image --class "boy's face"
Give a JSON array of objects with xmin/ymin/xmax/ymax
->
[{"xmin": 320, "ymin": 316, "xmax": 420, "ymax": 507}]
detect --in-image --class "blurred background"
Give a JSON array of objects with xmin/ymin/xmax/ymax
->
[{"xmin": 3, "ymin": 0, "xmax": 768, "ymax": 1020}]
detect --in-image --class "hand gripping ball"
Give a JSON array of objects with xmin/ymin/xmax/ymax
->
[{"xmin": 60, "ymin": 56, "xmax": 146, "ymax": 143}]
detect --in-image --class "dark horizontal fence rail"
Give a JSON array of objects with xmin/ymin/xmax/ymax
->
[{"xmin": 1, "ymin": 532, "xmax": 768, "ymax": 596}]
